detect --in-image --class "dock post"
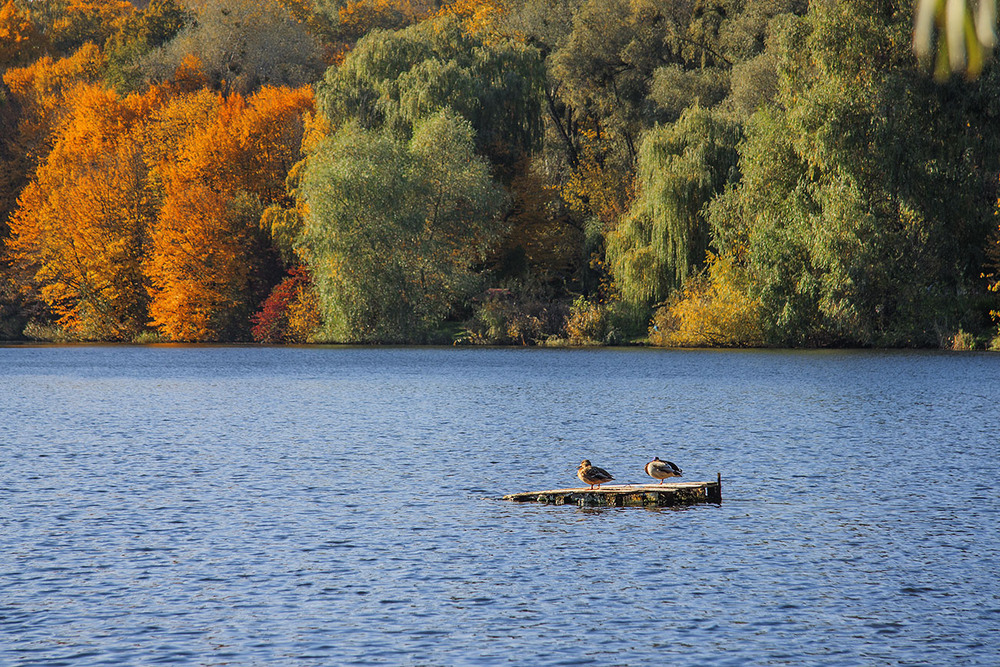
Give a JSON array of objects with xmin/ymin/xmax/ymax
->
[{"xmin": 717, "ymin": 472, "xmax": 722, "ymax": 504}]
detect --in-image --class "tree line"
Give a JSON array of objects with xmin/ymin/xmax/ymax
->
[{"xmin": 1, "ymin": 0, "xmax": 999, "ymax": 347}]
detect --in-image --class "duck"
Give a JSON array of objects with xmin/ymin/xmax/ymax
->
[
  {"xmin": 645, "ymin": 457, "xmax": 682, "ymax": 483},
  {"xmin": 577, "ymin": 460, "xmax": 615, "ymax": 489}
]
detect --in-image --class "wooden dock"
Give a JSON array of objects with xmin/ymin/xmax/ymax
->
[{"xmin": 502, "ymin": 475, "xmax": 721, "ymax": 508}]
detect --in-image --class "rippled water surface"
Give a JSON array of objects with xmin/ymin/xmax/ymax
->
[{"xmin": 2, "ymin": 346, "xmax": 999, "ymax": 665}]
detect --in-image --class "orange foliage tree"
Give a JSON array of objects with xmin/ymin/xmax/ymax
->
[
  {"xmin": 147, "ymin": 184, "xmax": 259, "ymax": 341},
  {"xmin": 437, "ymin": 0, "xmax": 511, "ymax": 42},
  {"xmin": 7, "ymin": 83, "xmax": 164, "ymax": 339},
  {"xmin": 146, "ymin": 85, "xmax": 314, "ymax": 341},
  {"xmin": 2, "ymin": 43, "xmax": 107, "ymax": 175},
  {"xmin": 2, "ymin": 43, "xmax": 107, "ymax": 338}
]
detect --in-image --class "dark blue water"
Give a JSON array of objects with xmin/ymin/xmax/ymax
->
[{"xmin": 1, "ymin": 346, "xmax": 998, "ymax": 665}]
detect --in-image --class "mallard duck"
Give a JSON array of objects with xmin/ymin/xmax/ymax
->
[
  {"xmin": 645, "ymin": 457, "xmax": 682, "ymax": 483},
  {"xmin": 577, "ymin": 460, "xmax": 614, "ymax": 489}
]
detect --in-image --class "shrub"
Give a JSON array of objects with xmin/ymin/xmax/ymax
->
[
  {"xmin": 564, "ymin": 296, "xmax": 608, "ymax": 345},
  {"xmin": 459, "ymin": 288, "xmax": 567, "ymax": 345},
  {"xmin": 251, "ymin": 268, "xmax": 321, "ymax": 343},
  {"xmin": 950, "ymin": 329, "xmax": 974, "ymax": 350},
  {"xmin": 564, "ymin": 297, "xmax": 647, "ymax": 345},
  {"xmin": 649, "ymin": 252, "xmax": 763, "ymax": 347}
]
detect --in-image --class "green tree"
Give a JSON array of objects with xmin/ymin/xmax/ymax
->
[
  {"xmin": 710, "ymin": 0, "xmax": 1000, "ymax": 345},
  {"xmin": 316, "ymin": 14, "xmax": 544, "ymax": 172},
  {"xmin": 299, "ymin": 111, "xmax": 508, "ymax": 342},
  {"xmin": 525, "ymin": 0, "xmax": 804, "ymax": 303},
  {"xmin": 606, "ymin": 106, "xmax": 741, "ymax": 307},
  {"xmin": 547, "ymin": 0, "xmax": 695, "ymax": 167}
]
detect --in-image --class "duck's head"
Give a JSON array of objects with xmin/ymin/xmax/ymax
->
[{"xmin": 579, "ymin": 459, "xmax": 591, "ymax": 468}]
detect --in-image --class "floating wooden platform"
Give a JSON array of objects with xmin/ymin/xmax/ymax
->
[{"xmin": 503, "ymin": 475, "xmax": 721, "ymax": 508}]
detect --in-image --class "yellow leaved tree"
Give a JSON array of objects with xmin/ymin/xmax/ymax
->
[
  {"xmin": 649, "ymin": 252, "xmax": 763, "ymax": 348},
  {"xmin": 7, "ymin": 83, "xmax": 164, "ymax": 339},
  {"xmin": 146, "ymin": 85, "xmax": 314, "ymax": 341}
]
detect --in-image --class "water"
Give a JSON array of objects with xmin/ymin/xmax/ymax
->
[{"xmin": 1, "ymin": 346, "xmax": 998, "ymax": 665}]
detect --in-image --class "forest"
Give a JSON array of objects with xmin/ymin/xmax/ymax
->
[{"xmin": 1, "ymin": 0, "xmax": 999, "ymax": 348}]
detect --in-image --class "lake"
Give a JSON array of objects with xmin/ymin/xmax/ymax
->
[{"xmin": 1, "ymin": 345, "xmax": 998, "ymax": 665}]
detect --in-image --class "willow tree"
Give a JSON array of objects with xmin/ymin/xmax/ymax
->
[
  {"xmin": 315, "ymin": 13, "xmax": 544, "ymax": 172},
  {"xmin": 606, "ymin": 107, "xmax": 741, "ymax": 307},
  {"xmin": 299, "ymin": 111, "xmax": 508, "ymax": 343}
]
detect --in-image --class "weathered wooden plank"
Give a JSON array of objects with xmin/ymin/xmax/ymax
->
[{"xmin": 502, "ymin": 478, "xmax": 722, "ymax": 507}]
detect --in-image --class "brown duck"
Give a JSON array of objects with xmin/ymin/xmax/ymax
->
[{"xmin": 577, "ymin": 460, "xmax": 614, "ymax": 489}]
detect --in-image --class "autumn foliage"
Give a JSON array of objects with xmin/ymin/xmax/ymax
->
[
  {"xmin": 147, "ymin": 85, "xmax": 314, "ymax": 341},
  {"xmin": 7, "ymin": 83, "xmax": 162, "ymax": 339},
  {"xmin": 0, "ymin": 0, "xmax": 46, "ymax": 68},
  {"xmin": 250, "ymin": 266, "xmax": 320, "ymax": 343},
  {"xmin": 5, "ymin": 45, "xmax": 314, "ymax": 341},
  {"xmin": 649, "ymin": 253, "xmax": 763, "ymax": 348},
  {"xmin": 3, "ymin": 44, "xmax": 107, "ymax": 166},
  {"xmin": 338, "ymin": 0, "xmax": 434, "ymax": 40}
]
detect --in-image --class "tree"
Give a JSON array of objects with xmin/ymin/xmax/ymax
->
[
  {"xmin": 1, "ymin": 39, "xmax": 108, "ymax": 339},
  {"xmin": 2, "ymin": 43, "xmax": 106, "ymax": 174},
  {"xmin": 146, "ymin": 85, "xmax": 314, "ymax": 341},
  {"xmin": 167, "ymin": 85, "xmax": 315, "ymax": 202},
  {"xmin": 250, "ymin": 266, "xmax": 320, "ymax": 342},
  {"xmin": 606, "ymin": 106, "xmax": 741, "ymax": 307},
  {"xmin": 709, "ymin": 0, "xmax": 1000, "ymax": 345},
  {"xmin": 528, "ymin": 0, "xmax": 798, "ymax": 302},
  {"xmin": 987, "ymin": 214, "xmax": 1000, "ymax": 340},
  {"xmin": 548, "ymin": 0, "xmax": 700, "ymax": 167},
  {"xmin": 47, "ymin": 0, "xmax": 135, "ymax": 56},
  {"xmin": 0, "ymin": 0, "xmax": 46, "ymax": 69},
  {"xmin": 299, "ymin": 111, "xmax": 508, "ymax": 342},
  {"xmin": 316, "ymin": 14, "xmax": 544, "ymax": 172},
  {"xmin": 143, "ymin": 0, "xmax": 323, "ymax": 95},
  {"xmin": 335, "ymin": 0, "xmax": 434, "ymax": 41},
  {"xmin": 147, "ymin": 186, "xmax": 262, "ymax": 341},
  {"xmin": 103, "ymin": 0, "xmax": 191, "ymax": 93},
  {"xmin": 7, "ymin": 83, "xmax": 161, "ymax": 339},
  {"xmin": 498, "ymin": 165, "xmax": 583, "ymax": 284}
]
